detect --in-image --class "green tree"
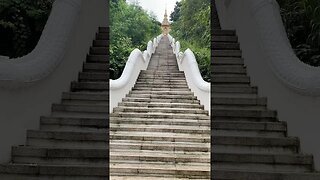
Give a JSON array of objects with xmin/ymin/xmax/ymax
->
[
  {"xmin": 0, "ymin": 0, "xmax": 53, "ymax": 57},
  {"xmin": 278, "ymin": 0, "xmax": 320, "ymax": 66},
  {"xmin": 170, "ymin": 1, "xmax": 182, "ymax": 22},
  {"xmin": 110, "ymin": 0, "xmax": 161, "ymax": 79},
  {"xmin": 170, "ymin": 0, "xmax": 211, "ymax": 81}
]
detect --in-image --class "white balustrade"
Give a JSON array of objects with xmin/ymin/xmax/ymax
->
[
  {"xmin": 171, "ymin": 37, "xmax": 211, "ymax": 114},
  {"xmin": 110, "ymin": 38, "xmax": 159, "ymax": 112}
]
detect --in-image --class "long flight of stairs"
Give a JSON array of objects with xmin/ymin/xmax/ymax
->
[
  {"xmin": 0, "ymin": 27, "xmax": 109, "ymax": 179},
  {"xmin": 1, "ymin": 23, "xmax": 319, "ymax": 180},
  {"xmin": 212, "ymin": 29, "xmax": 320, "ymax": 179},
  {"xmin": 109, "ymin": 37, "xmax": 210, "ymax": 179}
]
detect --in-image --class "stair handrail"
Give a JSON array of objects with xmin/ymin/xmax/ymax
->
[
  {"xmin": 248, "ymin": 0, "xmax": 320, "ymax": 96},
  {"xmin": 110, "ymin": 34, "xmax": 163, "ymax": 112},
  {"xmin": 0, "ymin": 0, "xmax": 83, "ymax": 89},
  {"xmin": 171, "ymin": 36, "xmax": 211, "ymax": 113}
]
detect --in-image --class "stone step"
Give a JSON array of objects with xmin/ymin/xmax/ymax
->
[
  {"xmin": 212, "ymin": 96, "xmax": 267, "ymax": 105},
  {"xmin": 62, "ymin": 99, "xmax": 109, "ymax": 106},
  {"xmin": 118, "ymin": 101, "xmax": 202, "ymax": 109},
  {"xmin": 213, "ymin": 128, "xmax": 284, "ymax": 138},
  {"xmin": 122, "ymin": 97, "xmax": 200, "ymax": 104},
  {"xmin": 61, "ymin": 98, "xmax": 109, "ymax": 106},
  {"xmin": 83, "ymin": 63, "xmax": 107, "ymax": 72},
  {"xmin": 86, "ymin": 54, "xmax": 107, "ymax": 63},
  {"xmin": 138, "ymin": 76, "xmax": 186, "ymax": 80},
  {"xmin": 213, "ymin": 50, "xmax": 242, "ymax": 57},
  {"xmin": 141, "ymin": 65, "xmax": 179, "ymax": 69},
  {"xmin": 213, "ymin": 42, "xmax": 240, "ymax": 50},
  {"xmin": 133, "ymin": 84, "xmax": 189, "ymax": 88},
  {"xmin": 212, "ymin": 30, "xmax": 236, "ymax": 36},
  {"xmin": 110, "ymin": 112, "xmax": 209, "ymax": 120},
  {"xmin": 119, "ymin": 102, "xmax": 204, "ymax": 109},
  {"xmin": 146, "ymin": 68, "xmax": 179, "ymax": 71},
  {"xmin": 71, "ymin": 82, "xmax": 108, "ymax": 91},
  {"xmin": 110, "ymin": 117, "xmax": 209, "ymax": 126},
  {"xmin": 110, "ymin": 123, "xmax": 210, "ymax": 134},
  {"xmin": 140, "ymin": 71, "xmax": 182, "ymax": 74},
  {"xmin": 212, "ymin": 36, "xmax": 238, "ymax": 42},
  {"xmin": 135, "ymin": 81, "xmax": 187, "ymax": 85},
  {"xmin": 213, "ymin": 153, "xmax": 313, "ymax": 173},
  {"xmin": 213, "ymin": 65, "xmax": 246, "ymax": 74},
  {"xmin": 213, "ymin": 104, "xmax": 267, "ymax": 111},
  {"xmin": 212, "ymin": 76, "xmax": 250, "ymax": 83},
  {"xmin": 213, "ymin": 116, "xmax": 278, "ymax": 123},
  {"xmin": 113, "ymin": 107, "xmax": 209, "ymax": 115},
  {"xmin": 136, "ymin": 79, "xmax": 187, "ymax": 83},
  {"xmin": 138, "ymin": 75, "xmax": 186, "ymax": 79},
  {"xmin": 212, "ymin": 85, "xmax": 258, "ymax": 94},
  {"xmin": 212, "ymin": 84, "xmax": 251, "ymax": 88},
  {"xmin": 110, "ymin": 161, "xmax": 209, "ymax": 178},
  {"xmin": 213, "ymin": 136, "xmax": 300, "ymax": 154},
  {"xmin": 96, "ymin": 32, "xmax": 108, "ymax": 40},
  {"xmin": 212, "ymin": 92, "xmax": 259, "ymax": 98},
  {"xmin": 212, "ymin": 169, "xmax": 320, "ymax": 180},
  {"xmin": 110, "ymin": 131, "xmax": 209, "ymax": 143},
  {"xmin": 79, "ymin": 72, "xmax": 108, "ymax": 82},
  {"xmin": 93, "ymin": 40, "xmax": 108, "ymax": 47},
  {"xmin": 213, "ymin": 120, "xmax": 286, "ymax": 132},
  {"xmin": 62, "ymin": 92, "xmax": 108, "ymax": 101},
  {"xmin": 141, "ymin": 70, "xmax": 184, "ymax": 74},
  {"xmin": 140, "ymin": 70, "xmax": 183, "ymax": 74},
  {"xmin": 12, "ymin": 146, "xmax": 108, "ymax": 165},
  {"xmin": 213, "ymin": 57, "xmax": 244, "ymax": 65},
  {"xmin": 126, "ymin": 93, "xmax": 197, "ymax": 100},
  {"xmin": 146, "ymin": 64, "xmax": 178, "ymax": 67},
  {"xmin": 213, "ymin": 121, "xmax": 287, "ymax": 137},
  {"xmin": 61, "ymin": 99, "xmax": 109, "ymax": 106},
  {"xmin": 110, "ymin": 149, "xmax": 210, "ymax": 163},
  {"xmin": 110, "ymin": 140, "xmax": 209, "ymax": 152},
  {"xmin": 213, "ymin": 73, "xmax": 249, "ymax": 78},
  {"xmin": 147, "ymin": 66, "xmax": 179, "ymax": 69},
  {"xmin": 98, "ymin": 27, "xmax": 108, "ymax": 33},
  {"xmin": 40, "ymin": 116, "xmax": 108, "ymax": 131},
  {"xmin": 132, "ymin": 87, "xmax": 191, "ymax": 91},
  {"xmin": 52, "ymin": 104, "xmax": 109, "ymax": 113},
  {"xmin": 0, "ymin": 164, "xmax": 108, "ymax": 178},
  {"xmin": 212, "ymin": 108, "xmax": 276, "ymax": 118},
  {"xmin": 110, "ymin": 176, "xmax": 208, "ymax": 180},
  {"xmin": 89, "ymin": 47, "xmax": 108, "ymax": 55},
  {"xmin": 129, "ymin": 90, "xmax": 193, "ymax": 95},
  {"xmin": 26, "ymin": 130, "xmax": 108, "ymax": 148},
  {"xmin": 51, "ymin": 112, "xmax": 107, "ymax": 119}
]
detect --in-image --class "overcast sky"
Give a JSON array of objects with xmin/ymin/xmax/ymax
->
[{"xmin": 127, "ymin": 0, "xmax": 181, "ymax": 22}]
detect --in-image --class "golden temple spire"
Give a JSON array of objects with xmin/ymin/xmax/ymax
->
[{"xmin": 161, "ymin": 6, "xmax": 171, "ymax": 35}]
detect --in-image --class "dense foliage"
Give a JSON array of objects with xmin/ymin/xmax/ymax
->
[
  {"xmin": 170, "ymin": 0, "xmax": 211, "ymax": 81},
  {"xmin": 0, "ymin": 0, "xmax": 53, "ymax": 58},
  {"xmin": 278, "ymin": 0, "xmax": 320, "ymax": 66},
  {"xmin": 110, "ymin": 0, "xmax": 161, "ymax": 79}
]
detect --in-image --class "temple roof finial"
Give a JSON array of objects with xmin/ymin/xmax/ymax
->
[
  {"xmin": 161, "ymin": 5, "xmax": 171, "ymax": 35},
  {"xmin": 162, "ymin": 6, "xmax": 169, "ymax": 26}
]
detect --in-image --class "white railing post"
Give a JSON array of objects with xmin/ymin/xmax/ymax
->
[
  {"xmin": 171, "ymin": 37, "xmax": 211, "ymax": 114},
  {"xmin": 110, "ymin": 35, "xmax": 162, "ymax": 112}
]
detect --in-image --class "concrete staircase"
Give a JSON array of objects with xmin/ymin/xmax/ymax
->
[
  {"xmin": 0, "ymin": 27, "xmax": 109, "ymax": 179},
  {"xmin": 109, "ymin": 37, "xmax": 210, "ymax": 179},
  {"xmin": 212, "ymin": 29, "xmax": 320, "ymax": 179},
  {"xmin": 1, "ymin": 25, "xmax": 318, "ymax": 180}
]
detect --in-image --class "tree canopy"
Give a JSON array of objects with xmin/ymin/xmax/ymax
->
[
  {"xmin": 170, "ymin": 0, "xmax": 211, "ymax": 81},
  {"xmin": 110, "ymin": 0, "xmax": 161, "ymax": 79},
  {"xmin": 277, "ymin": 0, "xmax": 320, "ymax": 66},
  {"xmin": 0, "ymin": 0, "xmax": 53, "ymax": 57}
]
